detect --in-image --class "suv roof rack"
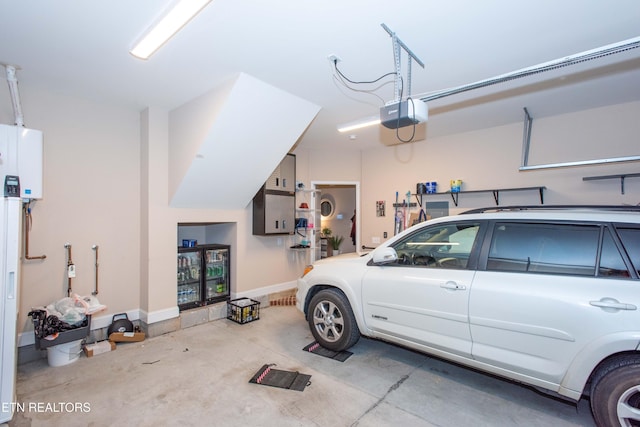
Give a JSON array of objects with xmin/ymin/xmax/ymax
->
[{"xmin": 461, "ymin": 205, "xmax": 640, "ymax": 214}]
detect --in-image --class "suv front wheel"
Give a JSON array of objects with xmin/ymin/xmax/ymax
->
[
  {"xmin": 307, "ymin": 289, "xmax": 360, "ymax": 352},
  {"xmin": 590, "ymin": 355, "xmax": 640, "ymax": 426}
]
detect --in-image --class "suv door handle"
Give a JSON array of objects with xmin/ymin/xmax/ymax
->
[
  {"xmin": 589, "ymin": 298, "xmax": 637, "ymax": 311},
  {"xmin": 440, "ymin": 281, "xmax": 466, "ymax": 291}
]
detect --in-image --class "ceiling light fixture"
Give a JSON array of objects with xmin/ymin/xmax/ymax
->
[
  {"xmin": 337, "ymin": 116, "xmax": 381, "ymax": 133},
  {"xmin": 130, "ymin": 0, "xmax": 212, "ymax": 60}
]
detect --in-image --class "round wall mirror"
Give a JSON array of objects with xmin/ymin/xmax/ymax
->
[{"xmin": 320, "ymin": 199, "xmax": 334, "ymax": 217}]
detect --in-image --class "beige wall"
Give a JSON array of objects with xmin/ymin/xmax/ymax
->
[
  {"xmin": 2, "ymin": 86, "xmax": 142, "ymax": 337},
  {"xmin": 2, "ymin": 84, "xmax": 311, "ymax": 346},
  {"xmin": 2, "ymin": 78, "xmax": 638, "ymax": 346},
  {"xmin": 359, "ymin": 101, "xmax": 640, "ymax": 248}
]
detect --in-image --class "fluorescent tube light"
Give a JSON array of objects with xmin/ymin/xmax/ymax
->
[
  {"xmin": 337, "ymin": 116, "xmax": 381, "ymax": 133},
  {"xmin": 130, "ymin": 0, "xmax": 212, "ymax": 60}
]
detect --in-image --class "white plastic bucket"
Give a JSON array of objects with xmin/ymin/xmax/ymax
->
[{"xmin": 46, "ymin": 339, "xmax": 82, "ymax": 367}]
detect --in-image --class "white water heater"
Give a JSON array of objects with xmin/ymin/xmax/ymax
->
[
  {"xmin": 0, "ymin": 123, "xmax": 43, "ymax": 424},
  {"xmin": 0, "ymin": 124, "xmax": 43, "ymax": 200}
]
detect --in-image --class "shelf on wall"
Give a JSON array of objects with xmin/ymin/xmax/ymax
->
[
  {"xmin": 582, "ymin": 173, "xmax": 640, "ymax": 195},
  {"xmin": 414, "ymin": 186, "xmax": 546, "ymax": 207}
]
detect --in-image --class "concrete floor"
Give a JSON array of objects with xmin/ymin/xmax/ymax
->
[{"xmin": 7, "ymin": 305, "xmax": 596, "ymax": 427}]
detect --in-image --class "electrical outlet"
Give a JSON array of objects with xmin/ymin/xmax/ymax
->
[
  {"xmin": 372, "ymin": 237, "xmax": 381, "ymax": 244},
  {"xmin": 327, "ymin": 54, "xmax": 341, "ymax": 64}
]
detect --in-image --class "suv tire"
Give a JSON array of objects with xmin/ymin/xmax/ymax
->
[
  {"xmin": 307, "ymin": 289, "xmax": 360, "ymax": 352},
  {"xmin": 590, "ymin": 355, "xmax": 640, "ymax": 426}
]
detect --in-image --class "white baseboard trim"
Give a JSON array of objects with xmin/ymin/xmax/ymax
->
[
  {"xmin": 18, "ymin": 307, "xmax": 179, "ymax": 348},
  {"xmin": 139, "ymin": 306, "xmax": 179, "ymax": 324},
  {"xmin": 18, "ymin": 281, "xmax": 293, "ymax": 348},
  {"xmin": 92, "ymin": 309, "xmax": 141, "ymax": 330},
  {"xmin": 232, "ymin": 280, "xmax": 297, "ymax": 300}
]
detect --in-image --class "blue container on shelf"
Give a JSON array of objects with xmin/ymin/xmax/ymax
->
[
  {"xmin": 426, "ymin": 182, "xmax": 437, "ymax": 194},
  {"xmin": 450, "ymin": 179, "xmax": 462, "ymax": 193},
  {"xmin": 182, "ymin": 239, "xmax": 197, "ymax": 248}
]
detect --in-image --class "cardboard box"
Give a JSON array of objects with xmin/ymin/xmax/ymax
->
[
  {"xmin": 108, "ymin": 331, "xmax": 145, "ymax": 343},
  {"xmin": 408, "ymin": 212, "xmax": 431, "ymax": 227},
  {"xmin": 84, "ymin": 340, "xmax": 115, "ymax": 357}
]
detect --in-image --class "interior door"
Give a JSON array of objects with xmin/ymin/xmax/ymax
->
[{"xmin": 361, "ymin": 221, "xmax": 482, "ymax": 358}]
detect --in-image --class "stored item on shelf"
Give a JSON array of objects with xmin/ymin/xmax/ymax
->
[
  {"xmin": 426, "ymin": 182, "xmax": 437, "ymax": 193},
  {"xmin": 182, "ymin": 239, "xmax": 197, "ymax": 247},
  {"xmin": 450, "ymin": 179, "xmax": 462, "ymax": 193}
]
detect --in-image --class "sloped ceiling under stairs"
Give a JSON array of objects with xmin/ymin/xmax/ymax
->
[{"xmin": 168, "ymin": 73, "xmax": 320, "ymax": 209}]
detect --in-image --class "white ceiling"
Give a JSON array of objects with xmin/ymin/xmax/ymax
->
[{"xmin": 1, "ymin": 0, "xmax": 640, "ymax": 151}]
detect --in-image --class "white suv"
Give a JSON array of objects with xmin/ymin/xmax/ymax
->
[{"xmin": 296, "ymin": 206, "xmax": 640, "ymax": 427}]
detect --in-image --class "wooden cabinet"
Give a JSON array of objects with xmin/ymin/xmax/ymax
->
[{"xmin": 253, "ymin": 154, "xmax": 296, "ymax": 235}]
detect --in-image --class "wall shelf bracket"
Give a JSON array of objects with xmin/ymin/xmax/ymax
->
[
  {"xmin": 413, "ymin": 186, "xmax": 545, "ymax": 207},
  {"xmin": 583, "ymin": 173, "xmax": 640, "ymax": 195}
]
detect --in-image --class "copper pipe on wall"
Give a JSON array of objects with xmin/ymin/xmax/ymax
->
[
  {"xmin": 23, "ymin": 203, "xmax": 46, "ymax": 260},
  {"xmin": 92, "ymin": 245, "xmax": 99, "ymax": 295},
  {"xmin": 64, "ymin": 243, "xmax": 73, "ymax": 297}
]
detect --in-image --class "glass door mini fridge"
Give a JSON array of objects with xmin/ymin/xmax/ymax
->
[{"xmin": 177, "ymin": 244, "xmax": 230, "ymax": 311}]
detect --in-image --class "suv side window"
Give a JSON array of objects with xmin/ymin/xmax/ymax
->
[
  {"xmin": 599, "ymin": 227, "xmax": 630, "ymax": 278},
  {"xmin": 391, "ymin": 222, "xmax": 480, "ymax": 269},
  {"xmin": 616, "ymin": 226, "xmax": 640, "ymax": 276},
  {"xmin": 487, "ymin": 222, "xmax": 600, "ymax": 276}
]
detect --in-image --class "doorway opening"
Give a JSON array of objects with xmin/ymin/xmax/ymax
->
[{"xmin": 311, "ymin": 181, "xmax": 360, "ymax": 259}]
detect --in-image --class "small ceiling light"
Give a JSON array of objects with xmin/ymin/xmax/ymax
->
[
  {"xmin": 130, "ymin": 0, "xmax": 212, "ymax": 60},
  {"xmin": 337, "ymin": 116, "xmax": 381, "ymax": 133}
]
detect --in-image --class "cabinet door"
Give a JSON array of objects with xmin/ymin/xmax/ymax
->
[
  {"xmin": 265, "ymin": 154, "xmax": 295, "ymax": 192},
  {"xmin": 264, "ymin": 194, "xmax": 294, "ymax": 234},
  {"xmin": 204, "ymin": 248, "xmax": 229, "ymax": 300},
  {"xmin": 279, "ymin": 154, "xmax": 295, "ymax": 192},
  {"xmin": 177, "ymin": 249, "xmax": 202, "ymax": 307},
  {"xmin": 265, "ymin": 164, "xmax": 281, "ymax": 191}
]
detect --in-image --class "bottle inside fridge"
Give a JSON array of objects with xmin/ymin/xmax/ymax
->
[{"xmin": 205, "ymin": 248, "xmax": 228, "ymax": 299}]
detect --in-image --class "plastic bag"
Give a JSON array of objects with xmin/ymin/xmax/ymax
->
[
  {"xmin": 77, "ymin": 294, "xmax": 107, "ymax": 315},
  {"xmin": 46, "ymin": 297, "xmax": 85, "ymax": 326}
]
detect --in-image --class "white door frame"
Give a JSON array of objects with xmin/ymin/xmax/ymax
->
[{"xmin": 311, "ymin": 180, "xmax": 361, "ymax": 261}]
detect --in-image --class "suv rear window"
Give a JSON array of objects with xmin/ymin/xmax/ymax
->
[
  {"xmin": 616, "ymin": 227, "xmax": 640, "ymax": 276},
  {"xmin": 487, "ymin": 223, "xmax": 600, "ymax": 276}
]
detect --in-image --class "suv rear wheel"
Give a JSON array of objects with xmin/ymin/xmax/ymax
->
[
  {"xmin": 307, "ymin": 289, "xmax": 360, "ymax": 352},
  {"xmin": 590, "ymin": 355, "xmax": 640, "ymax": 426}
]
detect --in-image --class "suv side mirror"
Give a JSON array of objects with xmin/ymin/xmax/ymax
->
[{"xmin": 372, "ymin": 247, "xmax": 398, "ymax": 265}]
